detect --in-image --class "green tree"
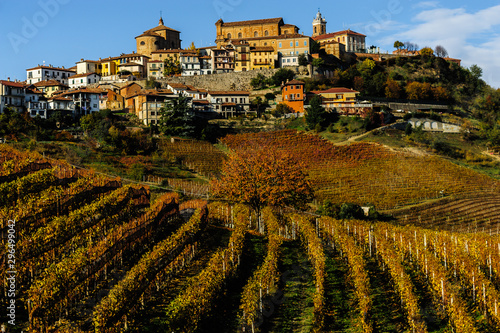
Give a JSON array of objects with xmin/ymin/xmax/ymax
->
[
  {"xmin": 251, "ymin": 96, "xmax": 268, "ymax": 117},
  {"xmin": 298, "ymin": 53, "xmax": 309, "ymax": 66},
  {"xmin": 311, "ymin": 40, "xmax": 321, "ymax": 54},
  {"xmin": 312, "ymin": 58, "xmax": 325, "ymax": 70},
  {"xmin": 393, "ymin": 41, "xmax": 404, "ymax": 50},
  {"xmin": 420, "ymin": 47, "xmax": 434, "ymax": 57},
  {"xmin": 265, "ymin": 92, "xmax": 276, "ymax": 101},
  {"xmin": 158, "ymin": 96, "xmax": 196, "ymax": 137},
  {"xmin": 305, "ymin": 95, "xmax": 326, "ymax": 130},
  {"xmin": 339, "ymin": 203, "xmax": 365, "ymax": 219},
  {"xmin": 250, "ymin": 73, "xmax": 267, "ymax": 90},
  {"xmin": 271, "ymin": 68, "xmax": 295, "ymax": 86},
  {"xmin": 273, "ymin": 102, "xmax": 293, "ymax": 117},
  {"xmin": 164, "ymin": 56, "xmax": 182, "ymax": 76}
]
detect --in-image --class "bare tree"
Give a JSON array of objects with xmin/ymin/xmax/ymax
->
[
  {"xmin": 403, "ymin": 42, "xmax": 418, "ymax": 52},
  {"xmin": 435, "ymin": 45, "xmax": 448, "ymax": 58}
]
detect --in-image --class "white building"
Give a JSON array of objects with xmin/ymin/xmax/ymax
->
[
  {"xmin": 25, "ymin": 86, "xmax": 47, "ymax": 118},
  {"xmin": 59, "ymin": 88, "xmax": 105, "ymax": 116},
  {"xmin": 68, "ymin": 73, "xmax": 101, "ymax": 89},
  {"xmin": 48, "ymin": 95, "xmax": 74, "ymax": 114},
  {"xmin": 180, "ymin": 51, "xmax": 201, "ymax": 76},
  {"xmin": 206, "ymin": 91, "xmax": 251, "ymax": 117},
  {"xmin": 26, "ymin": 65, "xmax": 75, "ymax": 85},
  {"xmin": 0, "ymin": 79, "xmax": 25, "ymax": 114},
  {"xmin": 76, "ymin": 59, "xmax": 101, "ymax": 74}
]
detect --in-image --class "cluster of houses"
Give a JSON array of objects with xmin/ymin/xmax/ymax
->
[{"xmin": 0, "ymin": 10, "xmax": 377, "ymax": 121}]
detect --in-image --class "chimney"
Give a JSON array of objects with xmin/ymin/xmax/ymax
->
[
  {"xmin": 7, "ymin": 77, "xmax": 10, "ymax": 81},
  {"xmin": 81, "ymin": 58, "xmax": 84, "ymax": 62}
]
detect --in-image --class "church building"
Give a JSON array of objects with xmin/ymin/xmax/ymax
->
[{"xmin": 136, "ymin": 17, "xmax": 182, "ymax": 58}]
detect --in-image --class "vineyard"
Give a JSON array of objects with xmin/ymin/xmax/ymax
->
[
  {"xmin": 390, "ymin": 193, "xmax": 500, "ymax": 234},
  {"xmin": 3, "ymin": 128, "xmax": 500, "ymax": 332},
  {"xmin": 220, "ymin": 130, "xmax": 500, "ymax": 210}
]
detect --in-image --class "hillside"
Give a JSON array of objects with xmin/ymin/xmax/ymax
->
[{"xmin": 2, "ymin": 144, "xmax": 500, "ymax": 332}]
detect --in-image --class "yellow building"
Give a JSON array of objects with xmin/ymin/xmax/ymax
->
[
  {"xmin": 215, "ymin": 17, "xmax": 299, "ymax": 51},
  {"xmin": 250, "ymin": 46, "xmax": 275, "ymax": 70},
  {"xmin": 277, "ymin": 34, "xmax": 311, "ymax": 66},
  {"xmin": 150, "ymin": 49, "xmax": 181, "ymax": 62},
  {"xmin": 310, "ymin": 87, "xmax": 359, "ymax": 110},
  {"xmin": 232, "ymin": 41, "xmax": 250, "ymax": 71}
]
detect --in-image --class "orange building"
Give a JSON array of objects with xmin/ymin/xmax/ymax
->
[{"xmin": 281, "ymin": 79, "xmax": 305, "ymax": 112}]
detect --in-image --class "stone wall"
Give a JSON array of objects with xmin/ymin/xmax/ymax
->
[{"xmin": 158, "ymin": 68, "xmax": 280, "ymax": 91}]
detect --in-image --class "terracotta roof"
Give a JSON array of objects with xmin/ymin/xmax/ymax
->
[
  {"xmin": 219, "ymin": 17, "xmax": 283, "ymax": 27},
  {"xmin": 146, "ymin": 24, "xmax": 180, "ymax": 34},
  {"xmin": 193, "ymin": 100, "xmax": 209, "ymax": 104},
  {"xmin": 208, "ymin": 91, "xmax": 250, "ymax": 96},
  {"xmin": 168, "ymin": 83, "xmax": 189, "ymax": 89},
  {"xmin": 34, "ymin": 79, "xmax": 67, "ymax": 87},
  {"xmin": 135, "ymin": 31, "xmax": 162, "ymax": 39},
  {"xmin": 76, "ymin": 59, "xmax": 100, "ymax": 64},
  {"xmin": 148, "ymin": 60, "xmax": 164, "ymax": 63},
  {"xmin": 199, "ymin": 56, "xmax": 212, "ymax": 59},
  {"xmin": 50, "ymin": 96, "xmax": 72, "ymax": 101},
  {"xmin": 26, "ymin": 87, "xmax": 44, "ymax": 94},
  {"xmin": 283, "ymin": 79, "xmax": 305, "ymax": 86},
  {"xmin": 222, "ymin": 102, "xmax": 237, "ymax": 106},
  {"xmin": 282, "ymin": 24, "xmax": 298, "ymax": 28},
  {"xmin": 120, "ymin": 52, "xmax": 149, "ymax": 59},
  {"xmin": 312, "ymin": 87, "xmax": 359, "ymax": 94},
  {"xmin": 151, "ymin": 49, "xmax": 183, "ymax": 54},
  {"xmin": 251, "ymin": 46, "xmax": 275, "ymax": 52},
  {"xmin": 312, "ymin": 29, "xmax": 366, "ymax": 41},
  {"xmin": 0, "ymin": 80, "xmax": 25, "ymax": 88},
  {"xmin": 26, "ymin": 65, "xmax": 75, "ymax": 72},
  {"xmin": 118, "ymin": 62, "xmax": 143, "ymax": 67},
  {"xmin": 60, "ymin": 88, "xmax": 106, "ymax": 96},
  {"xmin": 277, "ymin": 34, "xmax": 309, "ymax": 40},
  {"xmin": 119, "ymin": 82, "xmax": 142, "ymax": 90},
  {"xmin": 127, "ymin": 89, "xmax": 174, "ymax": 99},
  {"xmin": 69, "ymin": 72, "xmax": 100, "ymax": 79}
]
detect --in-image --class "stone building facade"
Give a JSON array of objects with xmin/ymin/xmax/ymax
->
[{"xmin": 136, "ymin": 17, "xmax": 181, "ymax": 58}]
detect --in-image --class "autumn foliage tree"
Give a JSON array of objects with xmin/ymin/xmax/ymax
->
[
  {"xmin": 210, "ymin": 148, "xmax": 314, "ymax": 215},
  {"xmin": 385, "ymin": 78, "xmax": 403, "ymax": 99}
]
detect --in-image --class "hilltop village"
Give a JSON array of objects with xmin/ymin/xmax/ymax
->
[{"xmin": 1, "ymin": 10, "xmax": 463, "ymax": 126}]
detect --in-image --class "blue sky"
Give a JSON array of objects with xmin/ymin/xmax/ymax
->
[{"xmin": 1, "ymin": 0, "xmax": 499, "ymax": 87}]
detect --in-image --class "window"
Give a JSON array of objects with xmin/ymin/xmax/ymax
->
[
  {"xmin": 296, "ymin": 41, "xmax": 299, "ymax": 47},
  {"xmin": 227, "ymin": 33, "xmax": 232, "ymax": 39},
  {"xmin": 293, "ymin": 58, "xmax": 296, "ymax": 62},
  {"xmin": 304, "ymin": 41, "xmax": 307, "ymax": 46},
  {"xmin": 279, "ymin": 42, "xmax": 282, "ymax": 48},
  {"xmin": 290, "ymin": 42, "xmax": 293, "ymax": 47},
  {"xmin": 152, "ymin": 64, "xmax": 156, "ymax": 68},
  {"xmin": 265, "ymin": 30, "xmax": 269, "ymax": 36},
  {"xmin": 238, "ymin": 32, "xmax": 242, "ymax": 38},
  {"xmin": 296, "ymin": 85, "xmax": 300, "ymax": 89},
  {"xmin": 254, "ymin": 31, "xmax": 258, "ymax": 37}
]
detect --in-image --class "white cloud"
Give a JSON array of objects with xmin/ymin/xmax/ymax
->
[
  {"xmin": 412, "ymin": 1, "xmax": 440, "ymax": 10},
  {"xmin": 378, "ymin": 4, "xmax": 500, "ymax": 87}
]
